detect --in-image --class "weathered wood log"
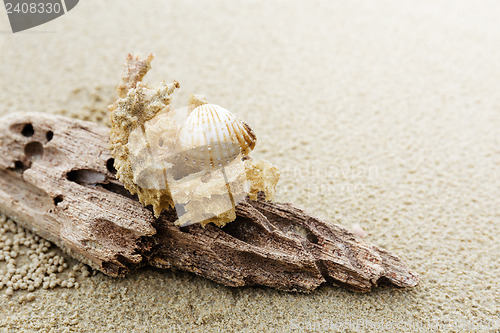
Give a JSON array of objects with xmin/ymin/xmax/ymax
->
[{"xmin": 0, "ymin": 112, "xmax": 418, "ymax": 292}]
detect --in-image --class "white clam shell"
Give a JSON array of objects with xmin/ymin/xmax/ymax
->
[{"xmin": 178, "ymin": 104, "xmax": 256, "ymax": 166}]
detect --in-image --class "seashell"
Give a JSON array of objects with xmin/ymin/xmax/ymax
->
[{"xmin": 178, "ymin": 104, "xmax": 256, "ymax": 167}]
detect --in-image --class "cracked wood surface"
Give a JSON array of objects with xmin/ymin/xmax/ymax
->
[{"xmin": 0, "ymin": 112, "xmax": 419, "ymax": 292}]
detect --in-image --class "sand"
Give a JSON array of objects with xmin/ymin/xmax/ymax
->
[{"xmin": 0, "ymin": 0, "xmax": 499, "ymax": 331}]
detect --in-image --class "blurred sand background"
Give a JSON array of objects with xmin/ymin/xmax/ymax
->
[{"xmin": 0, "ymin": 0, "xmax": 499, "ymax": 331}]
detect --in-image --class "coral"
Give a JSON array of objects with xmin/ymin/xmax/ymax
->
[
  {"xmin": 245, "ymin": 159, "xmax": 280, "ymax": 201},
  {"xmin": 108, "ymin": 54, "xmax": 179, "ymax": 217}
]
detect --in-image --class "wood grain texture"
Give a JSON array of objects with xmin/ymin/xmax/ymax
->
[{"xmin": 0, "ymin": 112, "xmax": 418, "ymax": 292}]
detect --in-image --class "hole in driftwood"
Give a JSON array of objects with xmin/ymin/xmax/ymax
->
[
  {"xmin": 375, "ymin": 276, "xmax": 392, "ymax": 287},
  {"xmin": 221, "ymin": 217, "xmax": 269, "ymax": 246},
  {"xmin": 293, "ymin": 225, "xmax": 319, "ymax": 244},
  {"xmin": 15, "ymin": 161, "xmax": 24, "ymax": 169},
  {"xmin": 12, "ymin": 160, "xmax": 27, "ymax": 173},
  {"xmin": 46, "ymin": 131, "xmax": 53, "ymax": 142},
  {"xmin": 53, "ymin": 195, "xmax": 64, "ymax": 206},
  {"xmin": 106, "ymin": 158, "xmax": 116, "ymax": 174},
  {"xmin": 67, "ymin": 169, "xmax": 106, "ymax": 185},
  {"xmin": 97, "ymin": 182, "xmax": 138, "ymax": 200},
  {"xmin": 307, "ymin": 233, "xmax": 319, "ymax": 244},
  {"xmin": 24, "ymin": 142, "xmax": 44, "ymax": 160},
  {"xmin": 21, "ymin": 123, "xmax": 34, "ymax": 137}
]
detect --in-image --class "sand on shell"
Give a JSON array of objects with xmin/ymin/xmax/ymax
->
[{"xmin": 0, "ymin": 0, "xmax": 499, "ymax": 331}]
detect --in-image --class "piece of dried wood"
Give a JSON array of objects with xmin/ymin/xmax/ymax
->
[{"xmin": 0, "ymin": 112, "xmax": 418, "ymax": 292}]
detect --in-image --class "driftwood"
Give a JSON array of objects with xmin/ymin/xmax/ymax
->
[{"xmin": 0, "ymin": 112, "xmax": 418, "ymax": 292}]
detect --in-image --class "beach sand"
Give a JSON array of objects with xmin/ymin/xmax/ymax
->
[{"xmin": 0, "ymin": 0, "xmax": 499, "ymax": 331}]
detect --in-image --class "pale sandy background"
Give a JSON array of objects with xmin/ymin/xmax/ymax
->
[{"xmin": 0, "ymin": 0, "xmax": 499, "ymax": 332}]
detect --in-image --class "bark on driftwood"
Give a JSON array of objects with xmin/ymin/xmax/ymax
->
[{"xmin": 0, "ymin": 112, "xmax": 419, "ymax": 292}]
